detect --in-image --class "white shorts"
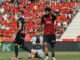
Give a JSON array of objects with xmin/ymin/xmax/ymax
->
[{"xmin": 28, "ymin": 49, "xmax": 44, "ymax": 58}]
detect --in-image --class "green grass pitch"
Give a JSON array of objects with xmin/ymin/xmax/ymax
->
[{"xmin": 0, "ymin": 51, "xmax": 80, "ymax": 60}]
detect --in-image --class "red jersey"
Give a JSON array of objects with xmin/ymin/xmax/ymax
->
[{"xmin": 41, "ymin": 14, "xmax": 56, "ymax": 35}]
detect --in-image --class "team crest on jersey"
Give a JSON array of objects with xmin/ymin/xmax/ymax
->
[{"xmin": 46, "ymin": 21, "xmax": 52, "ymax": 24}]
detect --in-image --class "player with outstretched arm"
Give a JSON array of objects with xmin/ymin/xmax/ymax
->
[{"xmin": 39, "ymin": 7, "xmax": 56, "ymax": 60}]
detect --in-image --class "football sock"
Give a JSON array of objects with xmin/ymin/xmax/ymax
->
[
  {"xmin": 52, "ymin": 57, "xmax": 56, "ymax": 60},
  {"xmin": 45, "ymin": 54, "xmax": 48, "ymax": 56},
  {"xmin": 15, "ymin": 45, "xmax": 18, "ymax": 58},
  {"xmin": 46, "ymin": 56, "xmax": 49, "ymax": 59},
  {"xmin": 45, "ymin": 54, "xmax": 49, "ymax": 58},
  {"xmin": 52, "ymin": 54, "xmax": 55, "ymax": 59},
  {"xmin": 52, "ymin": 54, "xmax": 55, "ymax": 57}
]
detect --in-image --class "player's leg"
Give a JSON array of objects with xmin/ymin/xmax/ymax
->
[
  {"xmin": 15, "ymin": 43, "xmax": 18, "ymax": 58},
  {"xmin": 44, "ymin": 42, "xmax": 48, "ymax": 56},
  {"xmin": 20, "ymin": 44, "xmax": 35, "ymax": 58},
  {"xmin": 44, "ymin": 42, "xmax": 49, "ymax": 60},
  {"xmin": 50, "ymin": 44, "xmax": 56, "ymax": 60},
  {"xmin": 20, "ymin": 42, "xmax": 31, "ymax": 52},
  {"xmin": 43, "ymin": 35, "xmax": 49, "ymax": 60},
  {"xmin": 28, "ymin": 49, "xmax": 36, "ymax": 58},
  {"xmin": 20, "ymin": 45, "xmax": 34, "ymax": 58},
  {"xmin": 37, "ymin": 49, "xmax": 44, "ymax": 58},
  {"xmin": 12, "ymin": 33, "xmax": 22, "ymax": 60},
  {"xmin": 18, "ymin": 33, "xmax": 31, "ymax": 52},
  {"xmin": 50, "ymin": 35, "xmax": 56, "ymax": 60},
  {"xmin": 12, "ymin": 33, "xmax": 20, "ymax": 60},
  {"xmin": 19, "ymin": 33, "xmax": 35, "ymax": 58},
  {"xmin": 12, "ymin": 43, "xmax": 19, "ymax": 60}
]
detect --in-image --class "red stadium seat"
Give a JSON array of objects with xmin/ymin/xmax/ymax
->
[
  {"xmin": 66, "ymin": 18, "xmax": 70, "ymax": 24},
  {"xmin": 61, "ymin": 3, "xmax": 64, "ymax": 7},
  {"xmin": 32, "ymin": 25, "xmax": 37, "ymax": 30},
  {"xmin": 56, "ymin": 3, "xmax": 60, "ymax": 7},
  {"xmin": 2, "ymin": 30, "xmax": 8, "ymax": 36},
  {"xmin": 4, "ymin": 22, "xmax": 9, "ymax": 27},
  {"xmin": 0, "ymin": 30, "xmax": 2, "ymax": 34},
  {"xmin": 8, "ymin": 29, "xmax": 14, "ymax": 34}
]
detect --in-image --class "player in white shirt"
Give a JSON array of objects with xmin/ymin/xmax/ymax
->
[{"xmin": 29, "ymin": 30, "xmax": 44, "ymax": 58}]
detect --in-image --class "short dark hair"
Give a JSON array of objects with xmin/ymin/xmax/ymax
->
[{"xmin": 45, "ymin": 7, "xmax": 51, "ymax": 12}]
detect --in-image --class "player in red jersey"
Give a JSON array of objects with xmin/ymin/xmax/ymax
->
[{"xmin": 39, "ymin": 7, "xmax": 56, "ymax": 60}]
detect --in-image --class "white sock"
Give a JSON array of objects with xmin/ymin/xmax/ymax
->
[
  {"xmin": 46, "ymin": 56, "xmax": 49, "ymax": 59},
  {"xmin": 52, "ymin": 57, "xmax": 56, "ymax": 60}
]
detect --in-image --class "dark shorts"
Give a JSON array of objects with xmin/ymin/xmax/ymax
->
[
  {"xmin": 43, "ymin": 34, "xmax": 56, "ymax": 44},
  {"xmin": 14, "ymin": 33, "xmax": 25, "ymax": 45}
]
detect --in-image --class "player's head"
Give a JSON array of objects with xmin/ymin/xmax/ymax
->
[
  {"xmin": 45, "ymin": 7, "xmax": 51, "ymax": 15},
  {"xmin": 18, "ymin": 10, "xmax": 23, "ymax": 17},
  {"xmin": 35, "ymin": 29, "xmax": 41, "ymax": 36}
]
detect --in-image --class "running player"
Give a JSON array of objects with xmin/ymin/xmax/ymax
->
[
  {"xmin": 12, "ymin": 11, "xmax": 34, "ymax": 60},
  {"xmin": 39, "ymin": 7, "xmax": 56, "ymax": 60}
]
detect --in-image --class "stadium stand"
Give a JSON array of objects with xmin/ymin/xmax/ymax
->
[
  {"xmin": 0, "ymin": 0, "xmax": 80, "ymax": 42},
  {"xmin": 61, "ymin": 12, "xmax": 80, "ymax": 39}
]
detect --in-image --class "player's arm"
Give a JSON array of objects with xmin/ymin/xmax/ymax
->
[
  {"xmin": 32, "ymin": 37, "xmax": 36, "ymax": 47},
  {"xmin": 16, "ymin": 21, "xmax": 22, "ymax": 34},
  {"xmin": 39, "ymin": 36, "xmax": 43, "ymax": 46},
  {"xmin": 38, "ymin": 16, "xmax": 45, "ymax": 30},
  {"xmin": 15, "ymin": 21, "xmax": 22, "ymax": 35},
  {"xmin": 40, "ymin": 16, "xmax": 44, "ymax": 25},
  {"xmin": 52, "ymin": 14, "xmax": 57, "ymax": 21}
]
